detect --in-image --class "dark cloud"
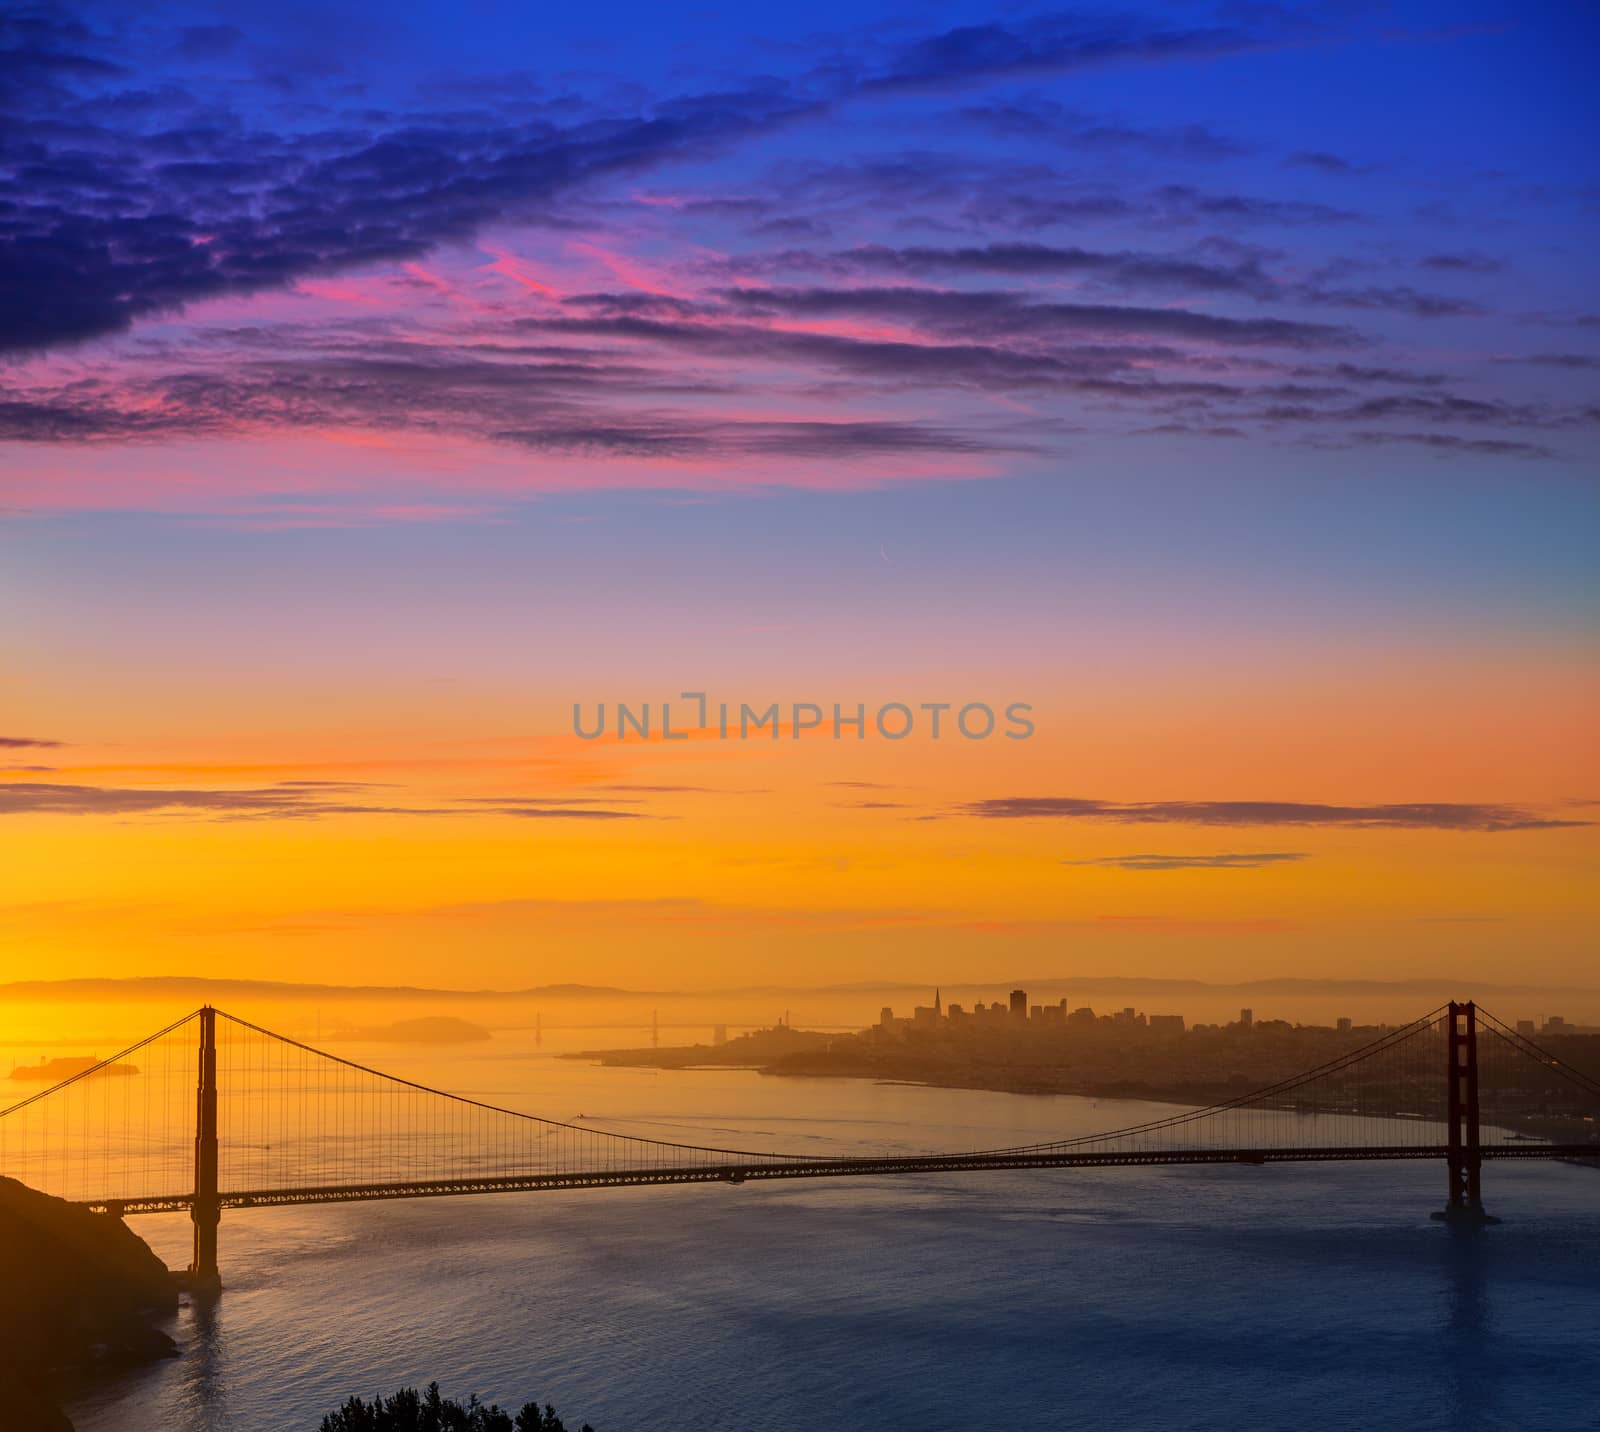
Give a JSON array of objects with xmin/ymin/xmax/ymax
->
[
  {"xmin": 0, "ymin": 10, "xmax": 1574, "ymax": 470},
  {"xmin": 1335, "ymin": 431, "xmax": 1556, "ymax": 459},
  {"xmin": 954, "ymin": 797, "xmax": 1586, "ymax": 832},
  {"xmin": 840, "ymin": 241, "xmax": 1272, "ymax": 296},
  {"xmin": 1421, "ymin": 253, "xmax": 1503, "ymax": 274},
  {"xmin": 1138, "ymin": 422, "xmax": 1247, "ymax": 439},
  {"xmin": 970, "ymin": 190, "xmax": 1137, "ymax": 229},
  {"xmin": 959, "ymin": 102, "xmax": 1248, "ymax": 160},
  {"xmin": 740, "ymin": 419, "xmax": 1008, "ymax": 456},
  {"xmin": 497, "ymin": 414, "xmax": 1017, "ymax": 459},
  {"xmin": 711, "ymin": 285, "xmax": 1361, "ymax": 348},
  {"xmin": 595, "ymin": 784, "xmax": 738, "ymax": 793},
  {"xmin": 1285, "ymin": 150, "xmax": 1365, "ymax": 175},
  {"xmin": 1290, "ymin": 284, "xmax": 1483, "ymax": 318},
  {"xmin": 1521, "ymin": 311, "xmax": 1600, "ymax": 330},
  {"xmin": 0, "ymin": 12, "xmax": 816, "ymax": 354},
  {"xmin": 493, "ymin": 422, "xmax": 702, "ymax": 457},
  {"xmin": 456, "ymin": 795, "xmax": 643, "ymax": 805},
  {"xmin": 862, "ymin": 15, "xmax": 1275, "ymax": 94},
  {"xmin": 1064, "ymin": 851, "xmax": 1309, "ymax": 871},
  {"xmin": 0, "ymin": 318, "xmax": 1048, "ymax": 455},
  {"xmin": 0, "ymin": 6, "xmax": 1314, "ymax": 358},
  {"xmin": 1148, "ymin": 184, "xmax": 1360, "ymax": 227},
  {"xmin": 0, "ymin": 781, "xmax": 440, "ymax": 819},
  {"xmin": 0, "ymin": 735, "xmax": 63, "ymax": 748},
  {"xmin": 1320, "ymin": 393, "xmax": 1534, "ymax": 423},
  {"xmin": 492, "ymin": 806, "xmax": 644, "ymax": 820},
  {"xmin": 1505, "ymin": 353, "xmax": 1600, "ymax": 370},
  {"xmin": 0, "ymin": 10, "xmax": 122, "ymax": 99},
  {"xmin": 532, "ymin": 310, "xmax": 1277, "ymax": 400},
  {"xmin": 0, "ymin": 781, "xmax": 643, "ymax": 821},
  {"xmin": 750, "ymin": 215, "xmax": 833, "ymax": 240},
  {"xmin": 1295, "ymin": 363, "xmax": 1448, "ymax": 387},
  {"xmin": 763, "ymin": 160, "xmax": 1364, "ymax": 234},
  {"xmin": 0, "ymin": 295, "xmax": 1571, "ymax": 463},
  {"xmin": 7, "ymin": 297, "xmax": 1571, "ymax": 463},
  {"xmin": 814, "ymin": 245, "xmax": 1476, "ymax": 319}
]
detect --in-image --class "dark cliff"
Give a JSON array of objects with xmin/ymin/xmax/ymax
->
[{"xmin": 0, "ymin": 1177, "xmax": 178, "ymax": 1431}]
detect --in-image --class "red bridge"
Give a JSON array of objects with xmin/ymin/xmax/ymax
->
[{"xmin": 3, "ymin": 1001, "xmax": 1595, "ymax": 1291}]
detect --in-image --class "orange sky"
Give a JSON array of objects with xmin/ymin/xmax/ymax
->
[{"xmin": 4, "ymin": 639, "xmax": 1595, "ymax": 992}]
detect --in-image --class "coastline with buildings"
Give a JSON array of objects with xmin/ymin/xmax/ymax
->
[{"xmin": 570, "ymin": 992, "xmax": 1600, "ymax": 1149}]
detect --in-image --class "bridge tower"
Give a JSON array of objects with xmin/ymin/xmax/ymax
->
[
  {"xmin": 1433, "ymin": 1000, "xmax": 1497, "ymax": 1227},
  {"xmin": 189, "ymin": 1005, "xmax": 223, "ymax": 1291}
]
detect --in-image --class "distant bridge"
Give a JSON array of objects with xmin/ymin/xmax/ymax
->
[{"xmin": 3, "ymin": 1002, "xmax": 1596, "ymax": 1290}]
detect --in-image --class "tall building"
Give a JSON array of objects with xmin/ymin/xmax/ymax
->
[
  {"xmin": 1009, "ymin": 989, "xmax": 1028, "ymax": 1020},
  {"xmin": 1239, "ymin": 1008, "xmax": 1254, "ymax": 1030},
  {"xmin": 1336, "ymin": 1017, "xmax": 1352, "ymax": 1033}
]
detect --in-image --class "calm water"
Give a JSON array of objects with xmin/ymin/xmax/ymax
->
[{"xmin": 62, "ymin": 1039, "xmax": 1600, "ymax": 1432}]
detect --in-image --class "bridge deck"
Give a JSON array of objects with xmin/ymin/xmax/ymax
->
[{"xmin": 86, "ymin": 1143, "xmax": 1597, "ymax": 1216}]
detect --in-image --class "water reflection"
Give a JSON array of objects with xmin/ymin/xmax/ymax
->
[
  {"xmin": 1441, "ymin": 1227, "xmax": 1496, "ymax": 1430},
  {"xmin": 58, "ymin": 1058, "xmax": 1600, "ymax": 1432}
]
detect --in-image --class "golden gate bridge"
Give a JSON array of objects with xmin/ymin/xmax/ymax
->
[{"xmin": 2, "ymin": 1001, "xmax": 1595, "ymax": 1291}]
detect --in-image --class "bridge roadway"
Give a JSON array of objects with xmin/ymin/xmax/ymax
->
[{"xmin": 87, "ymin": 1142, "xmax": 1597, "ymax": 1217}]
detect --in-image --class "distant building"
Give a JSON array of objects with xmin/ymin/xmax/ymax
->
[
  {"xmin": 1336, "ymin": 1017, "xmax": 1352, "ymax": 1034},
  {"xmin": 1148, "ymin": 1014, "xmax": 1184, "ymax": 1033},
  {"xmin": 913, "ymin": 1005, "xmax": 939, "ymax": 1027},
  {"xmin": 1544, "ymin": 1016, "xmax": 1568, "ymax": 1034},
  {"xmin": 1239, "ymin": 1008, "xmax": 1254, "ymax": 1030},
  {"xmin": 1516, "ymin": 1019, "xmax": 1536, "ymax": 1037},
  {"xmin": 879, "ymin": 1006, "xmax": 895, "ymax": 1028},
  {"xmin": 1009, "ymin": 989, "xmax": 1028, "ymax": 1020},
  {"xmin": 713, "ymin": 1024, "xmax": 728, "ymax": 1045}
]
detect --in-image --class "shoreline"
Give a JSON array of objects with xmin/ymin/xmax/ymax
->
[
  {"xmin": 568, "ymin": 1046, "xmax": 1255, "ymax": 1109},
  {"xmin": 568, "ymin": 1049, "xmax": 1600, "ymax": 1158}
]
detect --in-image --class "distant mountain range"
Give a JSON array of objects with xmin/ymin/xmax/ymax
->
[
  {"xmin": 0, "ymin": 976, "xmax": 654, "ymax": 1000},
  {"xmin": 2, "ymin": 973, "xmax": 1590, "ymax": 1001}
]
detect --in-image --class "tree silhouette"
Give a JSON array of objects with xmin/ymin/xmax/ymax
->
[{"xmin": 318, "ymin": 1381, "xmax": 594, "ymax": 1432}]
